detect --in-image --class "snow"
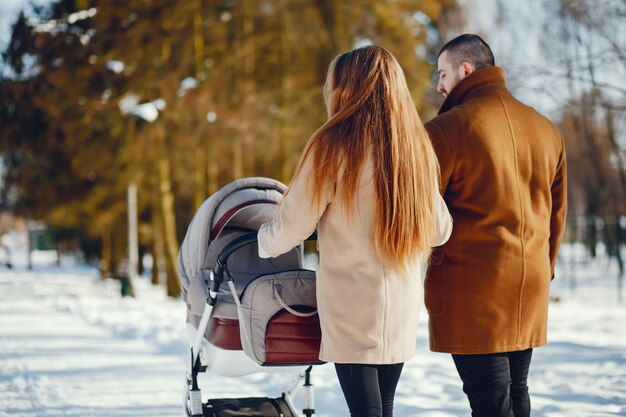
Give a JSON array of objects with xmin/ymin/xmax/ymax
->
[
  {"xmin": 106, "ymin": 60, "xmax": 125, "ymax": 75},
  {"xmin": 118, "ymin": 94, "xmax": 165, "ymax": 123},
  {"xmin": 66, "ymin": 8, "xmax": 97, "ymax": 25},
  {"xmin": 0, "ymin": 249, "xmax": 624, "ymax": 416}
]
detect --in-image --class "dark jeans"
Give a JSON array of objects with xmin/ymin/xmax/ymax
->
[
  {"xmin": 452, "ymin": 349, "xmax": 533, "ymax": 417},
  {"xmin": 334, "ymin": 363, "xmax": 404, "ymax": 417}
]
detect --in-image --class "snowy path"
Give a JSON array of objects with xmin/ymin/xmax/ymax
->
[
  {"xmin": 0, "ymin": 258, "xmax": 625, "ymax": 416},
  {"xmin": 0, "ymin": 268, "xmax": 186, "ymax": 417}
]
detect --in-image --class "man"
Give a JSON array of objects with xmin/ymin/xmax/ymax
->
[{"xmin": 424, "ymin": 33, "xmax": 567, "ymax": 417}]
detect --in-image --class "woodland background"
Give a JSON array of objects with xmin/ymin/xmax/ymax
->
[{"xmin": 0, "ymin": 0, "xmax": 624, "ymax": 297}]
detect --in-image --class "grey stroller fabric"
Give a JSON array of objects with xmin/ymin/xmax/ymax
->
[
  {"xmin": 179, "ymin": 177, "xmax": 300, "ymax": 318},
  {"xmin": 178, "ymin": 177, "xmax": 318, "ymax": 364},
  {"xmin": 229, "ymin": 270, "xmax": 317, "ymax": 364},
  {"xmin": 179, "ymin": 177, "xmax": 287, "ymax": 294}
]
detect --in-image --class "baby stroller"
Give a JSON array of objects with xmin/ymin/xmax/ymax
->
[{"xmin": 178, "ymin": 177, "xmax": 323, "ymax": 417}]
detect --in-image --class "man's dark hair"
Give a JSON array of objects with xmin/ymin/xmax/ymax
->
[{"xmin": 438, "ymin": 34, "xmax": 495, "ymax": 70}]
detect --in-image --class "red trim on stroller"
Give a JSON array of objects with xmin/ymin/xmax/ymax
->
[
  {"xmin": 208, "ymin": 308, "xmax": 323, "ymax": 365},
  {"xmin": 210, "ymin": 199, "xmax": 277, "ymax": 240},
  {"xmin": 265, "ymin": 308, "xmax": 323, "ymax": 364},
  {"xmin": 208, "ymin": 317, "xmax": 243, "ymax": 350}
]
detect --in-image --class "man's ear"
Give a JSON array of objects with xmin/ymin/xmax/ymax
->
[{"xmin": 460, "ymin": 61, "xmax": 474, "ymax": 77}]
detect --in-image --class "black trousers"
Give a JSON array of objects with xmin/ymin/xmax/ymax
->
[
  {"xmin": 334, "ymin": 363, "xmax": 404, "ymax": 417},
  {"xmin": 452, "ymin": 349, "xmax": 533, "ymax": 417}
]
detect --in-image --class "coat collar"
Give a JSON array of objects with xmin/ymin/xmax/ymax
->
[{"xmin": 438, "ymin": 66, "xmax": 507, "ymax": 115}]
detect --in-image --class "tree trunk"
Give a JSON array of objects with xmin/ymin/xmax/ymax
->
[
  {"xmin": 158, "ymin": 156, "xmax": 181, "ymax": 298},
  {"xmin": 151, "ymin": 186, "xmax": 164, "ymax": 285},
  {"xmin": 279, "ymin": 6, "xmax": 293, "ymax": 183},
  {"xmin": 113, "ymin": 219, "xmax": 134, "ymax": 297},
  {"xmin": 156, "ymin": 6, "xmax": 181, "ymax": 298},
  {"xmin": 233, "ymin": 137, "xmax": 244, "ymax": 179},
  {"xmin": 207, "ymin": 124, "xmax": 219, "ymax": 195},
  {"xmin": 242, "ymin": 1, "xmax": 255, "ymax": 178},
  {"xmin": 193, "ymin": 0, "xmax": 207, "ymax": 210},
  {"xmin": 604, "ymin": 106, "xmax": 626, "ymax": 196},
  {"xmin": 101, "ymin": 229, "xmax": 111, "ymax": 279}
]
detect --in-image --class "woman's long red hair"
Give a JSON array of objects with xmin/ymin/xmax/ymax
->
[{"xmin": 292, "ymin": 45, "xmax": 440, "ymax": 266}]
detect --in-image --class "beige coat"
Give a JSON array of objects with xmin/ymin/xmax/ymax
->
[
  {"xmin": 258, "ymin": 154, "xmax": 453, "ymax": 364},
  {"xmin": 424, "ymin": 67, "xmax": 567, "ymax": 354}
]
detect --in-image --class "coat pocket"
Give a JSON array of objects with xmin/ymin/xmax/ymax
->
[{"xmin": 424, "ymin": 265, "xmax": 445, "ymax": 316}]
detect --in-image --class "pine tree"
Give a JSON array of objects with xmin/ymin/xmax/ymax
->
[{"xmin": 1, "ymin": 0, "xmax": 459, "ymax": 297}]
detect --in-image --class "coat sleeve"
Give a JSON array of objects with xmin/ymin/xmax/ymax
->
[
  {"xmin": 258, "ymin": 155, "xmax": 330, "ymax": 258},
  {"xmin": 431, "ymin": 192, "xmax": 453, "ymax": 247},
  {"xmin": 425, "ymin": 120, "xmax": 455, "ymax": 194},
  {"xmin": 549, "ymin": 137, "xmax": 568, "ymax": 278}
]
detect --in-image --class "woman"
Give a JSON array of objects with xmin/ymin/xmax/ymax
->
[{"xmin": 258, "ymin": 45, "xmax": 452, "ymax": 417}]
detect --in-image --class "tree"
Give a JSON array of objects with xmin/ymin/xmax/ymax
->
[
  {"xmin": 485, "ymin": 0, "xmax": 626, "ymax": 297},
  {"xmin": 1, "ymin": 0, "xmax": 459, "ymax": 297}
]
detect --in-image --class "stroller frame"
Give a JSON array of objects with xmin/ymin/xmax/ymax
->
[
  {"xmin": 179, "ymin": 177, "xmax": 323, "ymax": 417},
  {"xmin": 183, "ymin": 232, "xmax": 316, "ymax": 417}
]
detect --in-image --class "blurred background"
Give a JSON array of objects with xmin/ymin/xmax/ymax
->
[{"xmin": 0, "ymin": 0, "xmax": 624, "ymax": 298}]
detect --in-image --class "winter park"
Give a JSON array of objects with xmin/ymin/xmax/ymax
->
[
  {"xmin": 1, "ymin": 0, "xmax": 626, "ymax": 416},
  {"xmin": 1, "ymin": 238, "xmax": 625, "ymax": 416}
]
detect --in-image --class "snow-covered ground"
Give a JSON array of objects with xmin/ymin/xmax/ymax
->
[{"xmin": 0, "ymin": 247, "xmax": 624, "ymax": 417}]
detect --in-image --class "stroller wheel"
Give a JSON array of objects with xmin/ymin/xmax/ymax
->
[
  {"xmin": 182, "ymin": 374, "xmax": 204, "ymax": 417},
  {"xmin": 182, "ymin": 375, "xmax": 192, "ymax": 417}
]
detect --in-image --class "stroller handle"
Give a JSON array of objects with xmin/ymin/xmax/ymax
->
[
  {"xmin": 211, "ymin": 231, "xmax": 317, "ymax": 293},
  {"xmin": 212, "ymin": 231, "xmax": 258, "ymax": 291}
]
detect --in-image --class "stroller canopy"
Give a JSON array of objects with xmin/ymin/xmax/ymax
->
[{"xmin": 178, "ymin": 177, "xmax": 288, "ymax": 307}]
